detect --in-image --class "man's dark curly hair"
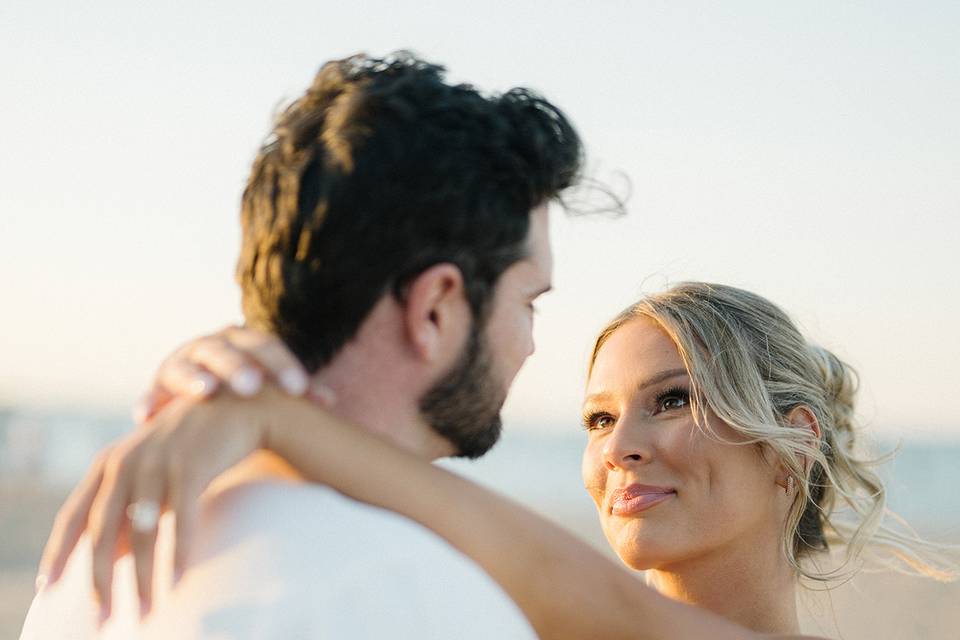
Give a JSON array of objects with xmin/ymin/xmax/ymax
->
[{"xmin": 236, "ymin": 52, "xmax": 583, "ymax": 371}]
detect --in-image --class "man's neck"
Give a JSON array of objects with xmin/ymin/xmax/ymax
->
[
  {"xmin": 309, "ymin": 338, "xmax": 456, "ymax": 461},
  {"xmin": 211, "ymin": 353, "xmax": 455, "ymax": 492},
  {"xmin": 217, "ymin": 308, "xmax": 456, "ymax": 490}
]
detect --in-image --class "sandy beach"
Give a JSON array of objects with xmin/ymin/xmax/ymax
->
[
  {"xmin": 797, "ymin": 570, "xmax": 960, "ymax": 639},
  {"xmin": 2, "ymin": 483, "xmax": 67, "ymax": 639}
]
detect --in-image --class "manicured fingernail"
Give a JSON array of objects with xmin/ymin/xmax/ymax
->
[
  {"xmin": 229, "ymin": 368, "xmax": 262, "ymax": 396},
  {"xmin": 190, "ymin": 372, "xmax": 218, "ymax": 397},
  {"xmin": 97, "ymin": 604, "xmax": 109, "ymax": 628},
  {"xmin": 308, "ymin": 383, "xmax": 337, "ymax": 407},
  {"xmin": 139, "ymin": 598, "xmax": 150, "ymax": 620},
  {"xmin": 173, "ymin": 566, "xmax": 184, "ymax": 587},
  {"xmin": 279, "ymin": 369, "xmax": 308, "ymax": 395},
  {"xmin": 35, "ymin": 574, "xmax": 47, "ymax": 593}
]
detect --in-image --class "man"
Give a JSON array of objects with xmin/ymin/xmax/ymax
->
[{"xmin": 22, "ymin": 52, "xmax": 581, "ymax": 638}]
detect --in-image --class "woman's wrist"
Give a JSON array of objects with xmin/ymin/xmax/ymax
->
[
  {"xmin": 253, "ymin": 387, "xmax": 296, "ymax": 454},
  {"xmin": 253, "ymin": 389, "xmax": 340, "ymax": 485}
]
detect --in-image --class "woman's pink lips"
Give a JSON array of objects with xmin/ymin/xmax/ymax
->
[{"xmin": 609, "ymin": 485, "xmax": 676, "ymax": 516}]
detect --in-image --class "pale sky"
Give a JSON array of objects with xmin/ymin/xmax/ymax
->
[{"xmin": 2, "ymin": 1, "xmax": 958, "ymax": 440}]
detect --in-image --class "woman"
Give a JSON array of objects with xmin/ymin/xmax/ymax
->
[{"xmin": 37, "ymin": 282, "xmax": 952, "ymax": 638}]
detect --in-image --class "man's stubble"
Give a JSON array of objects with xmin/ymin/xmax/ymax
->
[{"xmin": 419, "ymin": 322, "xmax": 505, "ymax": 459}]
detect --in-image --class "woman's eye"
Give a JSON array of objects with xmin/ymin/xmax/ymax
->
[
  {"xmin": 583, "ymin": 413, "xmax": 615, "ymax": 431},
  {"xmin": 656, "ymin": 389, "xmax": 690, "ymax": 413}
]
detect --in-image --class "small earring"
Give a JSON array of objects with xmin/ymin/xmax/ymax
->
[{"xmin": 785, "ymin": 476, "xmax": 794, "ymax": 495}]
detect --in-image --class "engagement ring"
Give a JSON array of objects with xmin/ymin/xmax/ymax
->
[{"xmin": 126, "ymin": 499, "xmax": 160, "ymax": 533}]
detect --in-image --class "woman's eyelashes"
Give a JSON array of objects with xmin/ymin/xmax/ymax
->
[
  {"xmin": 582, "ymin": 387, "xmax": 690, "ymax": 431},
  {"xmin": 582, "ymin": 411, "xmax": 616, "ymax": 431},
  {"xmin": 653, "ymin": 386, "xmax": 690, "ymax": 414}
]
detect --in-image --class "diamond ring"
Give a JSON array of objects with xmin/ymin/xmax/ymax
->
[{"xmin": 126, "ymin": 499, "xmax": 161, "ymax": 533}]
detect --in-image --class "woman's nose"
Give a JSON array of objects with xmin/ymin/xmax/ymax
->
[{"xmin": 602, "ymin": 420, "xmax": 654, "ymax": 471}]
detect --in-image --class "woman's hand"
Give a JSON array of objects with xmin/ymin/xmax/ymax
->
[
  {"xmin": 36, "ymin": 391, "xmax": 287, "ymax": 624},
  {"xmin": 133, "ymin": 325, "xmax": 319, "ymax": 423}
]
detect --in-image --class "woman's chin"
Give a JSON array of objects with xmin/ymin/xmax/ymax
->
[
  {"xmin": 616, "ymin": 549, "xmax": 671, "ymax": 571},
  {"xmin": 606, "ymin": 522, "xmax": 682, "ymax": 571}
]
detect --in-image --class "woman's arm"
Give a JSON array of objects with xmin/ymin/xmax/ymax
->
[
  {"xmin": 260, "ymin": 393, "xmax": 762, "ymax": 640},
  {"xmin": 39, "ymin": 313, "xmax": 816, "ymax": 638},
  {"xmin": 42, "ymin": 388, "xmax": 803, "ymax": 639}
]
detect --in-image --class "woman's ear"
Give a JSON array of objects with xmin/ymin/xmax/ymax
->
[
  {"xmin": 400, "ymin": 263, "xmax": 469, "ymax": 362},
  {"xmin": 785, "ymin": 405, "xmax": 822, "ymax": 443},
  {"xmin": 775, "ymin": 405, "xmax": 823, "ymax": 489}
]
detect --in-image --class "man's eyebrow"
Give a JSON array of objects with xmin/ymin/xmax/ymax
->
[{"xmin": 582, "ymin": 368, "xmax": 689, "ymax": 407}]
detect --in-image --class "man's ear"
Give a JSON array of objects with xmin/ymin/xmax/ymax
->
[{"xmin": 401, "ymin": 263, "xmax": 470, "ymax": 362}]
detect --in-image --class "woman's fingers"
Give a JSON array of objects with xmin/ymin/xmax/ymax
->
[
  {"xmin": 44, "ymin": 390, "xmax": 272, "ymax": 625},
  {"xmin": 190, "ymin": 334, "xmax": 264, "ymax": 397},
  {"xmin": 222, "ymin": 326, "xmax": 308, "ymax": 395},
  {"xmin": 88, "ymin": 453, "xmax": 134, "ymax": 625},
  {"xmin": 155, "ymin": 353, "xmax": 221, "ymax": 403},
  {"xmin": 133, "ymin": 386, "xmax": 174, "ymax": 425},
  {"xmin": 136, "ymin": 355, "xmax": 219, "ymax": 424},
  {"xmin": 135, "ymin": 326, "xmax": 310, "ymax": 424},
  {"xmin": 168, "ymin": 469, "xmax": 200, "ymax": 587},
  {"xmin": 37, "ymin": 451, "xmax": 109, "ymax": 589},
  {"xmin": 154, "ymin": 326, "xmax": 308, "ymax": 401},
  {"xmin": 306, "ymin": 380, "xmax": 338, "ymax": 408},
  {"xmin": 128, "ymin": 454, "xmax": 167, "ymax": 619}
]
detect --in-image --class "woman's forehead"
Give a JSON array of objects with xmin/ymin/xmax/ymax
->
[{"xmin": 587, "ymin": 319, "xmax": 687, "ymax": 392}]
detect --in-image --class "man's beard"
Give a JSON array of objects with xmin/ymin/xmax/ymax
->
[{"xmin": 419, "ymin": 324, "xmax": 505, "ymax": 459}]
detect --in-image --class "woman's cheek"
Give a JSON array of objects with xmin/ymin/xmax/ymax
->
[{"xmin": 581, "ymin": 442, "xmax": 607, "ymax": 510}]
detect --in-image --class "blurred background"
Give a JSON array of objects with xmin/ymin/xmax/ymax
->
[{"xmin": 2, "ymin": 1, "xmax": 958, "ymax": 637}]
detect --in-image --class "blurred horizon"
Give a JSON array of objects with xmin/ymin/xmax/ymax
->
[{"xmin": 3, "ymin": 401, "xmax": 960, "ymax": 445}]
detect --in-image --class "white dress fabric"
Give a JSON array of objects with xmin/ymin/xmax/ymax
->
[{"xmin": 20, "ymin": 480, "xmax": 537, "ymax": 639}]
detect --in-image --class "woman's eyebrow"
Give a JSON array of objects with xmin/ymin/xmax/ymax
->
[
  {"xmin": 582, "ymin": 368, "xmax": 688, "ymax": 407},
  {"xmin": 634, "ymin": 368, "xmax": 688, "ymax": 393}
]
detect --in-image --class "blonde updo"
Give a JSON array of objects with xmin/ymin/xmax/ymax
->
[{"xmin": 590, "ymin": 282, "xmax": 955, "ymax": 583}]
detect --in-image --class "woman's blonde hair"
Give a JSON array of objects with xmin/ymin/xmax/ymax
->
[{"xmin": 589, "ymin": 282, "xmax": 955, "ymax": 584}]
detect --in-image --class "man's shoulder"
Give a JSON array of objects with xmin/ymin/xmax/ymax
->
[
  {"xmin": 195, "ymin": 479, "xmax": 504, "ymax": 589},
  {"xmin": 21, "ymin": 479, "xmax": 536, "ymax": 639},
  {"xmin": 185, "ymin": 479, "xmax": 537, "ymax": 637},
  {"xmin": 199, "ymin": 479, "xmax": 454, "ymax": 558}
]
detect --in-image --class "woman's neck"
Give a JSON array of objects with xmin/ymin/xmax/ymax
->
[{"xmin": 644, "ymin": 533, "xmax": 801, "ymax": 635}]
